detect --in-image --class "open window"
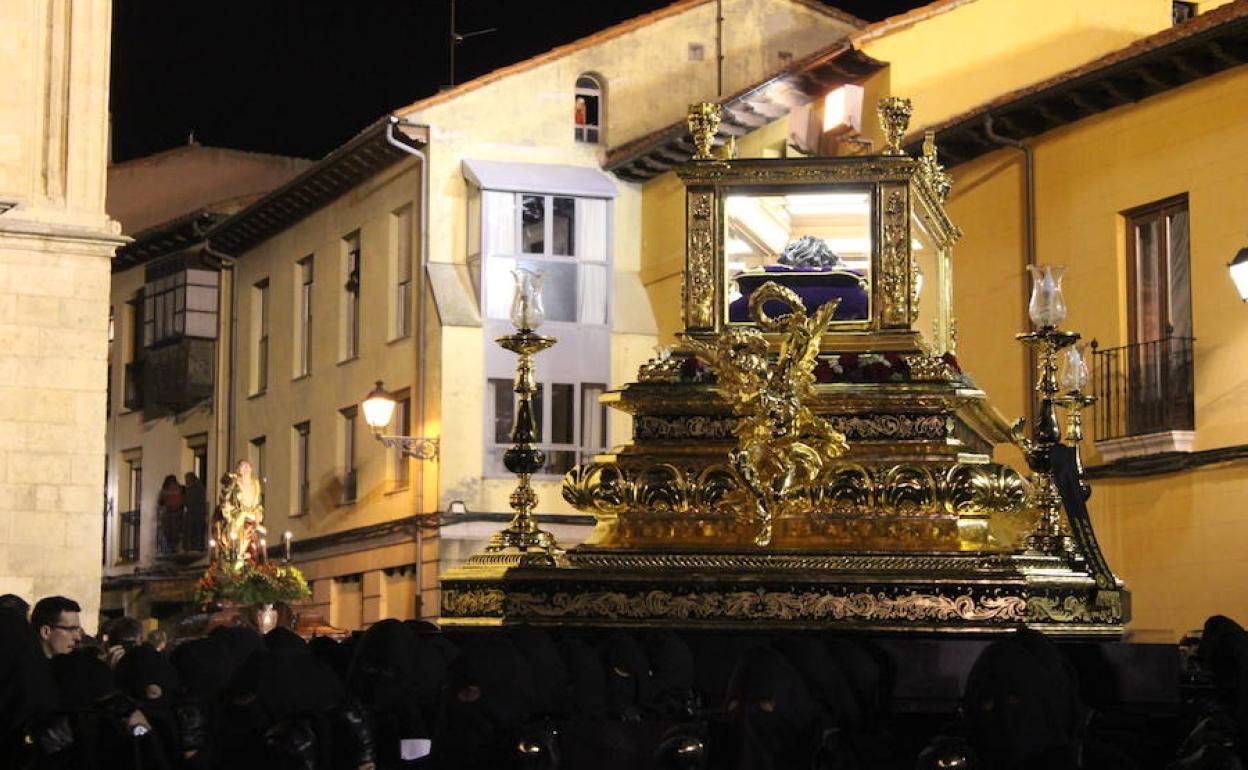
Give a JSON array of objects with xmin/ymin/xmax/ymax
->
[{"xmin": 574, "ymin": 74, "xmax": 603, "ymax": 144}]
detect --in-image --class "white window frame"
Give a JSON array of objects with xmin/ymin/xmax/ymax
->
[{"xmin": 574, "ymin": 73, "xmax": 604, "ymax": 144}]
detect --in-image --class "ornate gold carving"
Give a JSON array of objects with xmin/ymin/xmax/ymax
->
[
  {"xmin": 503, "ymin": 587, "xmax": 1027, "ymax": 624},
  {"xmin": 563, "ymin": 460, "xmax": 1030, "ymax": 519},
  {"xmin": 685, "ymin": 191, "xmax": 716, "ymax": 329},
  {"xmin": 918, "ymin": 131, "xmax": 954, "ymax": 203},
  {"xmin": 1027, "ymin": 591, "xmax": 1124, "ymax": 624},
  {"xmin": 686, "ymin": 283, "xmax": 846, "ymax": 545},
  {"xmin": 566, "ymin": 551, "xmax": 1010, "ymax": 571},
  {"xmin": 878, "ymin": 96, "xmax": 913, "ymax": 156},
  {"xmin": 632, "ymin": 413, "xmax": 949, "ymax": 442},
  {"xmin": 687, "ymin": 102, "xmax": 721, "ymax": 161},
  {"xmin": 441, "ymin": 588, "xmax": 505, "ymax": 617},
  {"xmin": 880, "ymin": 189, "xmax": 909, "ymax": 326},
  {"xmin": 903, "ymin": 354, "xmax": 954, "ymax": 382},
  {"xmin": 637, "ymin": 357, "xmax": 683, "ymax": 383},
  {"xmin": 678, "ymin": 160, "xmax": 908, "ymax": 185}
]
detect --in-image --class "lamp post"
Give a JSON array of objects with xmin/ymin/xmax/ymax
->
[{"xmin": 362, "ymin": 380, "xmax": 440, "ymax": 461}]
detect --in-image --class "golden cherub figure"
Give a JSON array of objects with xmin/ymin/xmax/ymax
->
[{"xmin": 687, "ymin": 282, "xmax": 847, "ymax": 545}]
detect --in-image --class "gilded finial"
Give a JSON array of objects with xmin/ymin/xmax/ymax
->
[
  {"xmin": 877, "ymin": 96, "xmax": 913, "ymax": 155},
  {"xmin": 687, "ymin": 102, "xmax": 721, "ymax": 161},
  {"xmin": 919, "ymin": 130, "xmax": 954, "ymax": 202},
  {"xmin": 720, "ymin": 134, "xmax": 738, "ymax": 161}
]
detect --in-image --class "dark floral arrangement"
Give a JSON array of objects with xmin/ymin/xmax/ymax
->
[{"xmin": 195, "ymin": 560, "xmax": 310, "ymax": 607}]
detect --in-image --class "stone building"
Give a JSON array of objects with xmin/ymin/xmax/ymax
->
[{"xmin": 0, "ymin": 0, "xmax": 122, "ymax": 628}]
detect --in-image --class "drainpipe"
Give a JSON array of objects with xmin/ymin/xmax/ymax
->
[
  {"xmin": 983, "ymin": 114, "xmax": 1037, "ymax": 423},
  {"xmin": 201, "ymin": 242, "xmax": 238, "ymax": 477},
  {"xmin": 384, "ymin": 118, "xmax": 433, "ymax": 617}
]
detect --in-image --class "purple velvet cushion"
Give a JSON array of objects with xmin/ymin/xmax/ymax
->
[{"xmin": 728, "ymin": 266, "xmax": 868, "ymax": 322}]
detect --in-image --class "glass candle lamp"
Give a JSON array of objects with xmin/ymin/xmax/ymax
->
[
  {"xmin": 510, "ymin": 268, "xmax": 546, "ymax": 331},
  {"xmin": 1027, "ymin": 265, "xmax": 1067, "ymax": 329}
]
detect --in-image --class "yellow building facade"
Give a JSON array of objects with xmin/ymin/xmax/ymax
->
[{"xmin": 635, "ymin": 0, "xmax": 1248, "ymax": 640}]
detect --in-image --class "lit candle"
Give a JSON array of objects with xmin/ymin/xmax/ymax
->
[
  {"xmin": 283, "ymin": 531, "xmax": 292, "ymax": 562},
  {"xmin": 260, "ymin": 538, "xmax": 268, "ymax": 563}
]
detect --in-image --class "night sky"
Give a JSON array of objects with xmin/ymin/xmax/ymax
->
[{"xmin": 109, "ymin": 0, "xmax": 927, "ymax": 163}]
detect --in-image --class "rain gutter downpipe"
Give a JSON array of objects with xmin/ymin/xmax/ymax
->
[
  {"xmin": 201, "ymin": 241, "xmax": 238, "ymax": 476},
  {"xmin": 384, "ymin": 117, "xmax": 433, "ymax": 617},
  {"xmin": 983, "ymin": 113, "xmax": 1037, "ymax": 422}
]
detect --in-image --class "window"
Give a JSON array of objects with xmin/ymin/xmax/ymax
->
[
  {"xmin": 185, "ymin": 433, "xmax": 209, "ymax": 483},
  {"xmin": 574, "ymin": 74, "xmax": 603, "ymax": 143},
  {"xmin": 251, "ymin": 279, "xmax": 269, "ymax": 394},
  {"xmin": 393, "ymin": 392, "xmax": 411, "ymax": 488},
  {"xmin": 393, "ymin": 205, "xmax": 413, "ymax": 339},
  {"xmin": 123, "ymin": 292, "xmax": 144, "ymax": 411},
  {"xmin": 487, "ymin": 380, "xmax": 607, "ymax": 476},
  {"xmin": 120, "ymin": 450, "xmax": 142, "ymax": 564},
  {"xmin": 1173, "ymin": 1, "xmax": 1197, "ymax": 24},
  {"xmin": 296, "ymin": 256, "xmax": 313, "ymax": 377},
  {"xmin": 342, "ymin": 232, "xmax": 361, "ymax": 360},
  {"xmin": 340, "ymin": 406, "xmax": 357, "ymax": 503},
  {"xmin": 483, "ymin": 194, "xmax": 609, "ymax": 327},
  {"xmin": 142, "ymin": 262, "xmax": 220, "ymax": 347},
  {"xmin": 125, "ymin": 453, "xmax": 142, "ymax": 513},
  {"xmin": 1093, "ymin": 196, "xmax": 1194, "ymax": 445},
  {"xmin": 293, "ymin": 422, "xmax": 311, "ymax": 515},
  {"xmin": 248, "ymin": 436, "xmax": 266, "ymax": 484}
]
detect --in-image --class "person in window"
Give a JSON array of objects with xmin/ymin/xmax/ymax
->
[
  {"xmin": 183, "ymin": 473, "xmax": 208, "ymax": 551},
  {"xmin": 158, "ymin": 475, "xmax": 186, "ymax": 554}
]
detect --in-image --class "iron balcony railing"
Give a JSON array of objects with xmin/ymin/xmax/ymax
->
[
  {"xmin": 118, "ymin": 509, "xmax": 141, "ymax": 563},
  {"xmin": 155, "ymin": 505, "xmax": 207, "ymax": 560},
  {"xmin": 1091, "ymin": 336, "xmax": 1195, "ymax": 442}
]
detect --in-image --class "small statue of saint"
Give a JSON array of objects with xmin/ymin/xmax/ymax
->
[{"xmin": 215, "ymin": 460, "xmax": 266, "ymax": 571}]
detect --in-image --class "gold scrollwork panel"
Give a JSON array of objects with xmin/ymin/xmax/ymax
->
[{"xmin": 685, "ymin": 189, "xmax": 718, "ymax": 331}]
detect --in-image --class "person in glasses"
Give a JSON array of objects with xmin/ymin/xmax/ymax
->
[{"xmin": 30, "ymin": 595, "xmax": 82, "ymax": 658}]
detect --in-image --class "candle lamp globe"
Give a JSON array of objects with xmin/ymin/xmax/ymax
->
[
  {"xmin": 1027, "ymin": 265, "xmax": 1067, "ymax": 328},
  {"xmin": 362, "ymin": 380, "xmax": 397, "ymax": 432},
  {"xmin": 1060, "ymin": 344, "xmax": 1090, "ymax": 392},
  {"xmin": 510, "ymin": 268, "xmax": 546, "ymax": 331}
]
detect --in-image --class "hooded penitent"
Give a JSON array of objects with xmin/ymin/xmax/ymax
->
[
  {"xmin": 347, "ymin": 619, "xmax": 428, "ymax": 766},
  {"xmin": 644, "ymin": 630, "xmax": 698, "ymax": 719},
  {"xmin": 114, "ymin": 644, "xmax": 184, "ymax": 763},
  {"xmin": 0, "ymin": 606, "xmax": 54, "ymax": 761},
  {"xmin": 510, "ymin": 625, "xmax": 571, "ymax": 720},
  {"xmin": 438, "ymin": 635, "xmax": 538, "ymax": 769},
  {"xmin": 962, "ymin": 632, "xmax": 1083, "ymax": 769},
  {"xmin": 601, "ymin": 632, "xmax": 653, "ymax": 721},
  {"xmin": 723, "ymin": 646, "xmax": 826, "ymax": 770}
]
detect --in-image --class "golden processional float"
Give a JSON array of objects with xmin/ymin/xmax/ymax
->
[{"xmin": 441, "ymin": 98, "xmax": 1128, "ymax": 637}]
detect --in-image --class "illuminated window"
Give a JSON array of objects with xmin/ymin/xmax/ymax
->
[{"xmin": 574, "ymin": 74, "xmax": 603, "ymax": 144}]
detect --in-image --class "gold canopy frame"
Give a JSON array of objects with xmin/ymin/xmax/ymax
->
[{"xmin": 440, "ymin": 100, "xmax": 1126, "ymax": 637}]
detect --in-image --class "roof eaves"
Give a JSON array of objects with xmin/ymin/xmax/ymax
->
[
  {"xmin": 904, "ymin": 1, "xmax": 1248, "ymax": 166},
  {"xmin": 604, "ymin": 42, "xmax": 884, "ymax": 178},
  {"xmin": 205, "ymin": 117, "xmax": 427, "ymax": 255}
]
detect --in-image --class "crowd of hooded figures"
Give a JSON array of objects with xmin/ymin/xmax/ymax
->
[{"xmin": 4, "ymin": 594, "xmax": 1248, "ymax": 770}]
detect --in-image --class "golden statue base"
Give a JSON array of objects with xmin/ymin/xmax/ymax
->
[{"xmin": 440, "ymin": 547, "xmax": 1126, "ymax": 635}]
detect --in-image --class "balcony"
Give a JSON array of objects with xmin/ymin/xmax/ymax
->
[
  {"xmin": 1092, "ymin": 336, "xmax": 1195, "ymax": 461},
  {"xmin": 142, "ymin": 338, "xmax": 215, "ymax": 419},
  {"xmin": 118, "ymin": 509, "xmax": 141, "ymax": 563},
  {"xmin": 155, "ymin": 505, "xmax": 207, "ymax": 562}
]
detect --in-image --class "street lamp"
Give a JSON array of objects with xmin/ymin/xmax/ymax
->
[
  {"xmin": 362, "ymin": 379, "xmax": 439, "ymax": 461},
  {"xmin": 1229, "ymin": 248, "xmax": 1248, "ymax": 302}
]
